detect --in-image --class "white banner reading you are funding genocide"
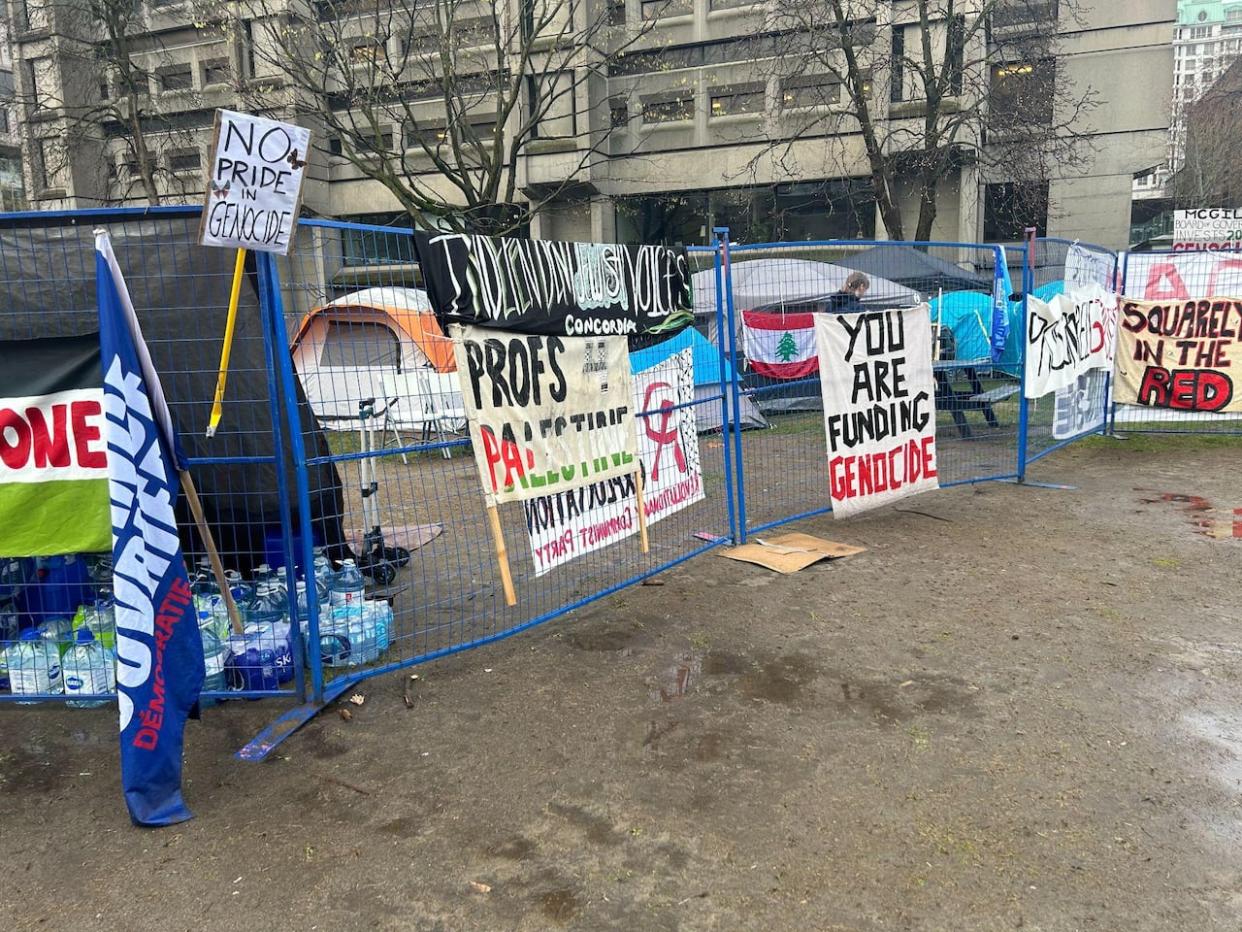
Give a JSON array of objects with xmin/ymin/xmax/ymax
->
[{"xmin": 815, "ymin": 306, "xmax": 939, "ymax": 519}]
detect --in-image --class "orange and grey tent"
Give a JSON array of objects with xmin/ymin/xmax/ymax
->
[{"xmin": 291, "ymin": 286, "xmax": 455, "ymax": 376}]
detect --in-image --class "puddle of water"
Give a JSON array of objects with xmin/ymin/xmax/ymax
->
[
  {"xmin": 651, "ymin": 653, "xmax": 702, "ymax": 702},
  {"xmin": 1183, "ymin": 711, "xmax": 1242, "ymax": 790}
]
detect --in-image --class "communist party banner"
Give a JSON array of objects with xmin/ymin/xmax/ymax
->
[
  {"xmin": 814, "ymin": 307, "xmax": 939, "ymax": 518},
  {"xmin": 1114, "ymin": 297, "xmax": 1242, "ymax": 413},
  {"xmin": 0, "ymin": 333, "xmax": 111, "ymax": 555},
  {"xmin": 451, "ymin": 324, "xmax": 640, "ymax": 506}
]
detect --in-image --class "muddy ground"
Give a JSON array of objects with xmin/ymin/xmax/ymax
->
[{"xmin": 3, "ymin": 437, "xmax": 1242, "ymax": 932}]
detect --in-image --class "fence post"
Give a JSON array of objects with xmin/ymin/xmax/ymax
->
[
  {"xmin": 1015, "ymin": 230, "xmax": 1036, "ymax": 482},
  {"xmin": 716, "ymin": 229, "xmax": 747, "ymax": 542},
  {"xmin": 710, "ymin": 229, "xmax": 738, "ymax": 544},
  {"xmin": 255, "ymin": 250, "xmax": 325, "ymax": 706}
]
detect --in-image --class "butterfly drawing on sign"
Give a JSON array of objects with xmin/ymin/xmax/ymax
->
[
  {"xmin": 287, "ymin": 148, "xmax": 306, "ymax": 170},
  {"xmin": 209, "ymin": 179, "xmax": 230, "ymax": 199}
]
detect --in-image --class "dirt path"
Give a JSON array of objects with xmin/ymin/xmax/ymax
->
[{"xmin": 3, "ymin": 439, "xmax": 1242, "ymax": 931}]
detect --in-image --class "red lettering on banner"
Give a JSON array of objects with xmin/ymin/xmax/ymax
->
[
  {"xmin": 0, "ymin": 408, "xmax": 31, "ymax": 468},
  {"xmin": 1138, "ymin": 367, "xmax": 1233, "ymax": 411},
  {"xmin": 642, "ymin": 381, "xmax": 687, "ymax": 481},
  {"xmin": 71, "ymin": 400, "xmax": 107, "ymax": 468},
  {"xmin": 27, "ymin": 405, "xmax": 70, "ymax": 468},
  {"xmin": 829, "ymin": 438, "xmax": 939, "ymax": 502}
]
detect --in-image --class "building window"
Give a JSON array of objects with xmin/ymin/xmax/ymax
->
[
  {"xmin": 361, "ymin": 128, "xmax": 394, "ymax": 152},
  {"xmin": 27, "ymin": 58, "xmax": 56, "ymax": 110},
  {"xmin": 990, "ymin": 60, "xmax": 1055, "ymax": 126},
  {"xmin": 947, "ymin": 14, "xmax": 965, "ymax": 95},
  {"xmin": 528, "ymin": 74, "xmax": 575, "ymax": 138},
  {"xmin": 983, "ymin": 182, "xmax": 1048, "ymax": 241},
  {"xmin": 641, "ymin": 95, "xmax": 694, "ymax": 123},
  {"xmin": 201, "ymin": 59, "xmax": 230, "ymax": 86},
  {"xmin": 38, "ymin": 138, "xmax": 66, "ymax": 190},
  {"xmin": 0, "ymin": 108, "xmax": 8, "ymax": 134},
  {"xmin": 608, "ymin": 0, "xmax": 626, "ymax": 25},
  {"xmin": 782, "ymin": 76, "xmax": 841, "ymax": 109},
  {"xmin": 640, "ymin": 0, "xmax": 692, "ymax": 20},
  {"xmin": 241, "ymin": 20, "xmax": 257, "ymax": 78},
  {"xmin": 21, "ymin": 0, "xmax": 49, "ymax": 31},
  {"xmin": 610, "ymin": 99, "xmax": 630, "ymax": 128},
  {"xmin": 891, "ymin": 27, "xmax": 905, "ymax": 102},
  {"xmin": 406, "ymin": 123, "xmax": 447, "ymax": 150},
  {"xmin": 350, "ymin": 39, "xmax": 384, "ymax": 65},
  {"xmin": 710, "ymin": 85, "xmax": 764, "ymax": 117},
  {"xmin": 328, "ymin": 136, "xmax": 343, "ymax": 156},
  {"xmin": 168, "ymin": 148, "xmax": 201, "ymax": 173},
  {"xmin": 158, "ymin": 64, "xmax": 193, "ymax": 92}
]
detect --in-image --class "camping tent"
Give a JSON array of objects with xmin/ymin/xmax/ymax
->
[
  {"xmin": 629, "ymin": 328, "xmax": 767, "ymax": 432},
  {"xmin": 292, "ymin": 286, "xmax": 457, "ymax": 427},
  {"xmin": 836, "ymin": 244, "xmax": 993, "ymax": 296},
  {"xmin": 927, "ymin": 292, "xmax": 995, "ymax": 364},
  {"xmin": 691, "ymin": 257, "xmax": 921, "ymax": 320}
]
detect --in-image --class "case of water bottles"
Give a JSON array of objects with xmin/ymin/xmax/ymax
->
[{"xmin": 1, "ymin": 548, "xmax": 396, "ymax": 704}]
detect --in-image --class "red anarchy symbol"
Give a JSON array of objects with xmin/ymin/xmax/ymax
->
[{"xmin": 642, "ymin": 381, "xmax": 686, "ymax": 482}]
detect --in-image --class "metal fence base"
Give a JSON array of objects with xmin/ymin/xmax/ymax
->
[{"xmin": 235, "ymin": 677, "xmax": 358, "ymax": 762}]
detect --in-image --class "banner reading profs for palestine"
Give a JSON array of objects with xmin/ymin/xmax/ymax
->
[
  {"xmin": 815, "ymin": 307, "xmax": 939, "ymax": 519},
  {"xmin": 1114, "ymin": 297, "xmax": 1242, "ymax": 413},
  {"xmin": 451, "ymin": 324, "xmax": 640, "ymax": 506},
  {"xmin": 522, "ymin": 347, "xmax": 705, "ymax": 576},
  {"xmin": 415, "ymin": 232, "xmax": 694, "ymax": 338}
]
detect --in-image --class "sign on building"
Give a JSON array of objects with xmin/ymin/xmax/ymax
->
[{"xmin": 1172, "ymin": 208, "xmax": 1242, "ymax": 253}]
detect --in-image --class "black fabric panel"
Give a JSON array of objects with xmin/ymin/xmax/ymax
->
[
  {"xmin": 0, "ymin": 332, "xmax": 101, "ymax": 396},
  {"xmin": 0, "ymin": 215, "xmax": 348, "ymax": 574}
]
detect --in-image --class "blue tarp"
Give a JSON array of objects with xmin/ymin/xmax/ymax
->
[
  {"xmin": 629, "ymin": 327, "xmax": 738, "ymax": 385},
  {"xmin": 928, "ymin": 292, "xmax": 994, "ymax": 364}
]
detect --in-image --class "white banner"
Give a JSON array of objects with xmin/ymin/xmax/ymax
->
[
  {"xmin": 1065, "ymin": 244, "xmax": 1115, "ymax": 293},
  {"xmin": 1024, "ymin": 287, "xmax": 1118, "ymax": 398},
  {"xmin": 1173, "ymin": 208, "xmax": 1242, "ymax": 252},
  {"xmin": 1123, "ymin": 251, "xmax": 1242, "ymax": 300},
  {"xmin": 815, "ymin": 307, "xmax": 939, "ymax": 519},
  {"xmin": 199, "ymin": 110, "xmax": 311, "ymax": 255},
  {"xmin": 452, "ymin": 325, "xmax": 639, "ymax": 506},
  {"xmin": 522, "ymin": 348, "xmax": 704, "ymax": 575},
  {"xmin": 1052, "ymin": 371, "xmax": 1109, "ymax": 440}
]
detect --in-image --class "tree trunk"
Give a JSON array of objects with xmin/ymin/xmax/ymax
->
[
  {"xmin": 126, "ymin": 95, "xmax": 160, "ymax": 206},
  {"xmin": 914, "ymin": 171, "xmax": 939, "ymax": 242}
]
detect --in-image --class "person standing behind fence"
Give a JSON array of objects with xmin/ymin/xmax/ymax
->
[{"xmin": 826, "ymin": 273, "xmax": 870, "ymax": 313}]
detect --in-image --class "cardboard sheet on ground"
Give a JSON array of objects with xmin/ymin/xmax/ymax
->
[{"xmin": 718, "ymin": 532, "xmax": 866, "ymax": 574}]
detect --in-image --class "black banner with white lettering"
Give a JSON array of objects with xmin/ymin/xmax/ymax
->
[{"xmin": 413, "ymin": 232, "xmax": 694, "ymax": 339}]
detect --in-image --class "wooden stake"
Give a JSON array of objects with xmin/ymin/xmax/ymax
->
[
  {"xmin": 634, "ymin": 468, "xmax": 650, "ymax": 554},
  {"xmin": 179, "ymin": 470, "xmax": 244, "ymax": 634},
  {"xmin": 485, "ymin": 504, "xmax": 517, "ymax": 606},
  {"xmin": 206, "ymin": 247, "xmax": 247, "ymax": 438}
]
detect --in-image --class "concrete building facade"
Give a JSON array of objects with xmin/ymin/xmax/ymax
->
[{"xmin": 7, "ymin": 0, "xmax": 1174, "ymax": 250}]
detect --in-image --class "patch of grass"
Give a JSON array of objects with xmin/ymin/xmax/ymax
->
[
  {"xmin": 1151, "ymin": 556, "xmax": 1181, "ymax": 570},
  {"xmin": 1079, "ymin": 432, "xmax": 1242, "ymax": 454}
]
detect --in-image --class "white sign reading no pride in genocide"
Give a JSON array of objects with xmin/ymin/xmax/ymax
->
[{"xmin": 199, "ymin": 110, "xmax": 311, "ymax": 255}]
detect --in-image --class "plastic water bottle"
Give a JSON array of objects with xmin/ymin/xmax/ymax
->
[
  {"xmin": 37, "ymin": 617, "xmax": 75, "ymax": 658},
  {"xmin": 198, "ymin": 611, "xmax": 228, "ymax": 697},
  {"xmin": 312, "ymin": 555, "xmax": 333, "ymax": 601},
  {"xmin": 0, "ymin": 600, "xmax": 19, "ymax": 691},
  {"xmin": 0, "ymin": 559, "xmax": 26, "ymax": 602},
  {"xmin": 5, "ymin": 629, "xmax": 63, "ymax": 702},
  {"xmin": 62, "ymin": 628, "xmax": 116, "ymax": 708},
  {"xmin": 250, "ymin": 581, "xmax": 287, "ymax": 624},
  {"xmin": 225, "ymin": 569, "xmax": 254, "ymax": 608},
  {"xmin": 366, "ymin": 600, "xmax": 392, "ymax": 654},
  {"xmin": 329, "ymin": 559, "xmax": 365, "ymax": 610},
  {"xmin": 226, "ymin": 620, "xmax": 293, "ymax": 690},
  {"xmin": 253, "ymin": 563, "xmax": 275, "ymax": 589},
  {"xmin": 274, "ymin": 566, "xmax": 290, "ymax": 600}
]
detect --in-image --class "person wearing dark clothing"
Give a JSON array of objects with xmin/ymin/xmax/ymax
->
[{"xmin": 825, "ymin": 272, "xmax": 869, "ymax": 313}]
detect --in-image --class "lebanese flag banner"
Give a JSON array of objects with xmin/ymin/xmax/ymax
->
[{"xmin": 742, "ymin": 311, "xmax": 819, "ymax": 379}]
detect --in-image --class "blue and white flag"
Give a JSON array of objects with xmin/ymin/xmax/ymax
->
[
  {"xmin": 96, "ymin": 231, "xmax": 205, "ymax": 827},
  {"xmin": 991, "ymin": 246, "xmax": 1014, "ymax": 363}
]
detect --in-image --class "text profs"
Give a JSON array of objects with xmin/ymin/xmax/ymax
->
[{"xmin": 829, "ymin": 436, "xmax": 937, "ymax": 501}]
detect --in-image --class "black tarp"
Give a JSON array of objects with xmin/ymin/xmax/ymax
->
[
  {"xmin": 837, "ymin": 244, "xmax": 992, "ymax": 296},
  {"xmin": 0, "ymin": 212, "xmax": 347, "ymax": 573}
]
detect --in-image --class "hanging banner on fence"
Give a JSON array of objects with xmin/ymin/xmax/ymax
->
[
  {"xmin": 522, "ymin": 347, "xmax": 704, "ymax": 575},
  {"xmin": 1024, "ymin": 287, "xmax": 1118, "ymax": 398},
  {"xmin": 1114, "ymin": 297, "xmax": 1242, "ymax": 413},
  {"xmin": 742, "ymin": 310, "xmax": 819, "ymax": 379},
  {"xmin": 1173, "ymin": 209, "xmax": 1242, "ymax": 252},
  {"xmin": 414, "ymin": 232, "xmax": 693, "ymax": 338},
  {"xmin": 97, "ymin": 232, "xmax": 205, "ymax": 827},
  {"xmin": 0, "ymin": 333, "xmax": 111, "ymax": 555},
  {"xmin": 814, "ymin": 307, "xmax": 939, "ymax": 519},
  {"xmin": 1053, "ymin": 371, "xmax": 1109, "ymax": 440},
  {"xmin": 199, "ymin": 109, "xmax": 311, "ymax": 255},
  {"xmin": 452, "ymin": 325, "xmax": 639, "ymax": 506},
  {"xmin": 1123, "ymin": 252, "xmax": 1242, "ymax": 301},
  {"xmin": 1065, "ymin": 244, "xmax": 1115, "ymax": 293}
]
